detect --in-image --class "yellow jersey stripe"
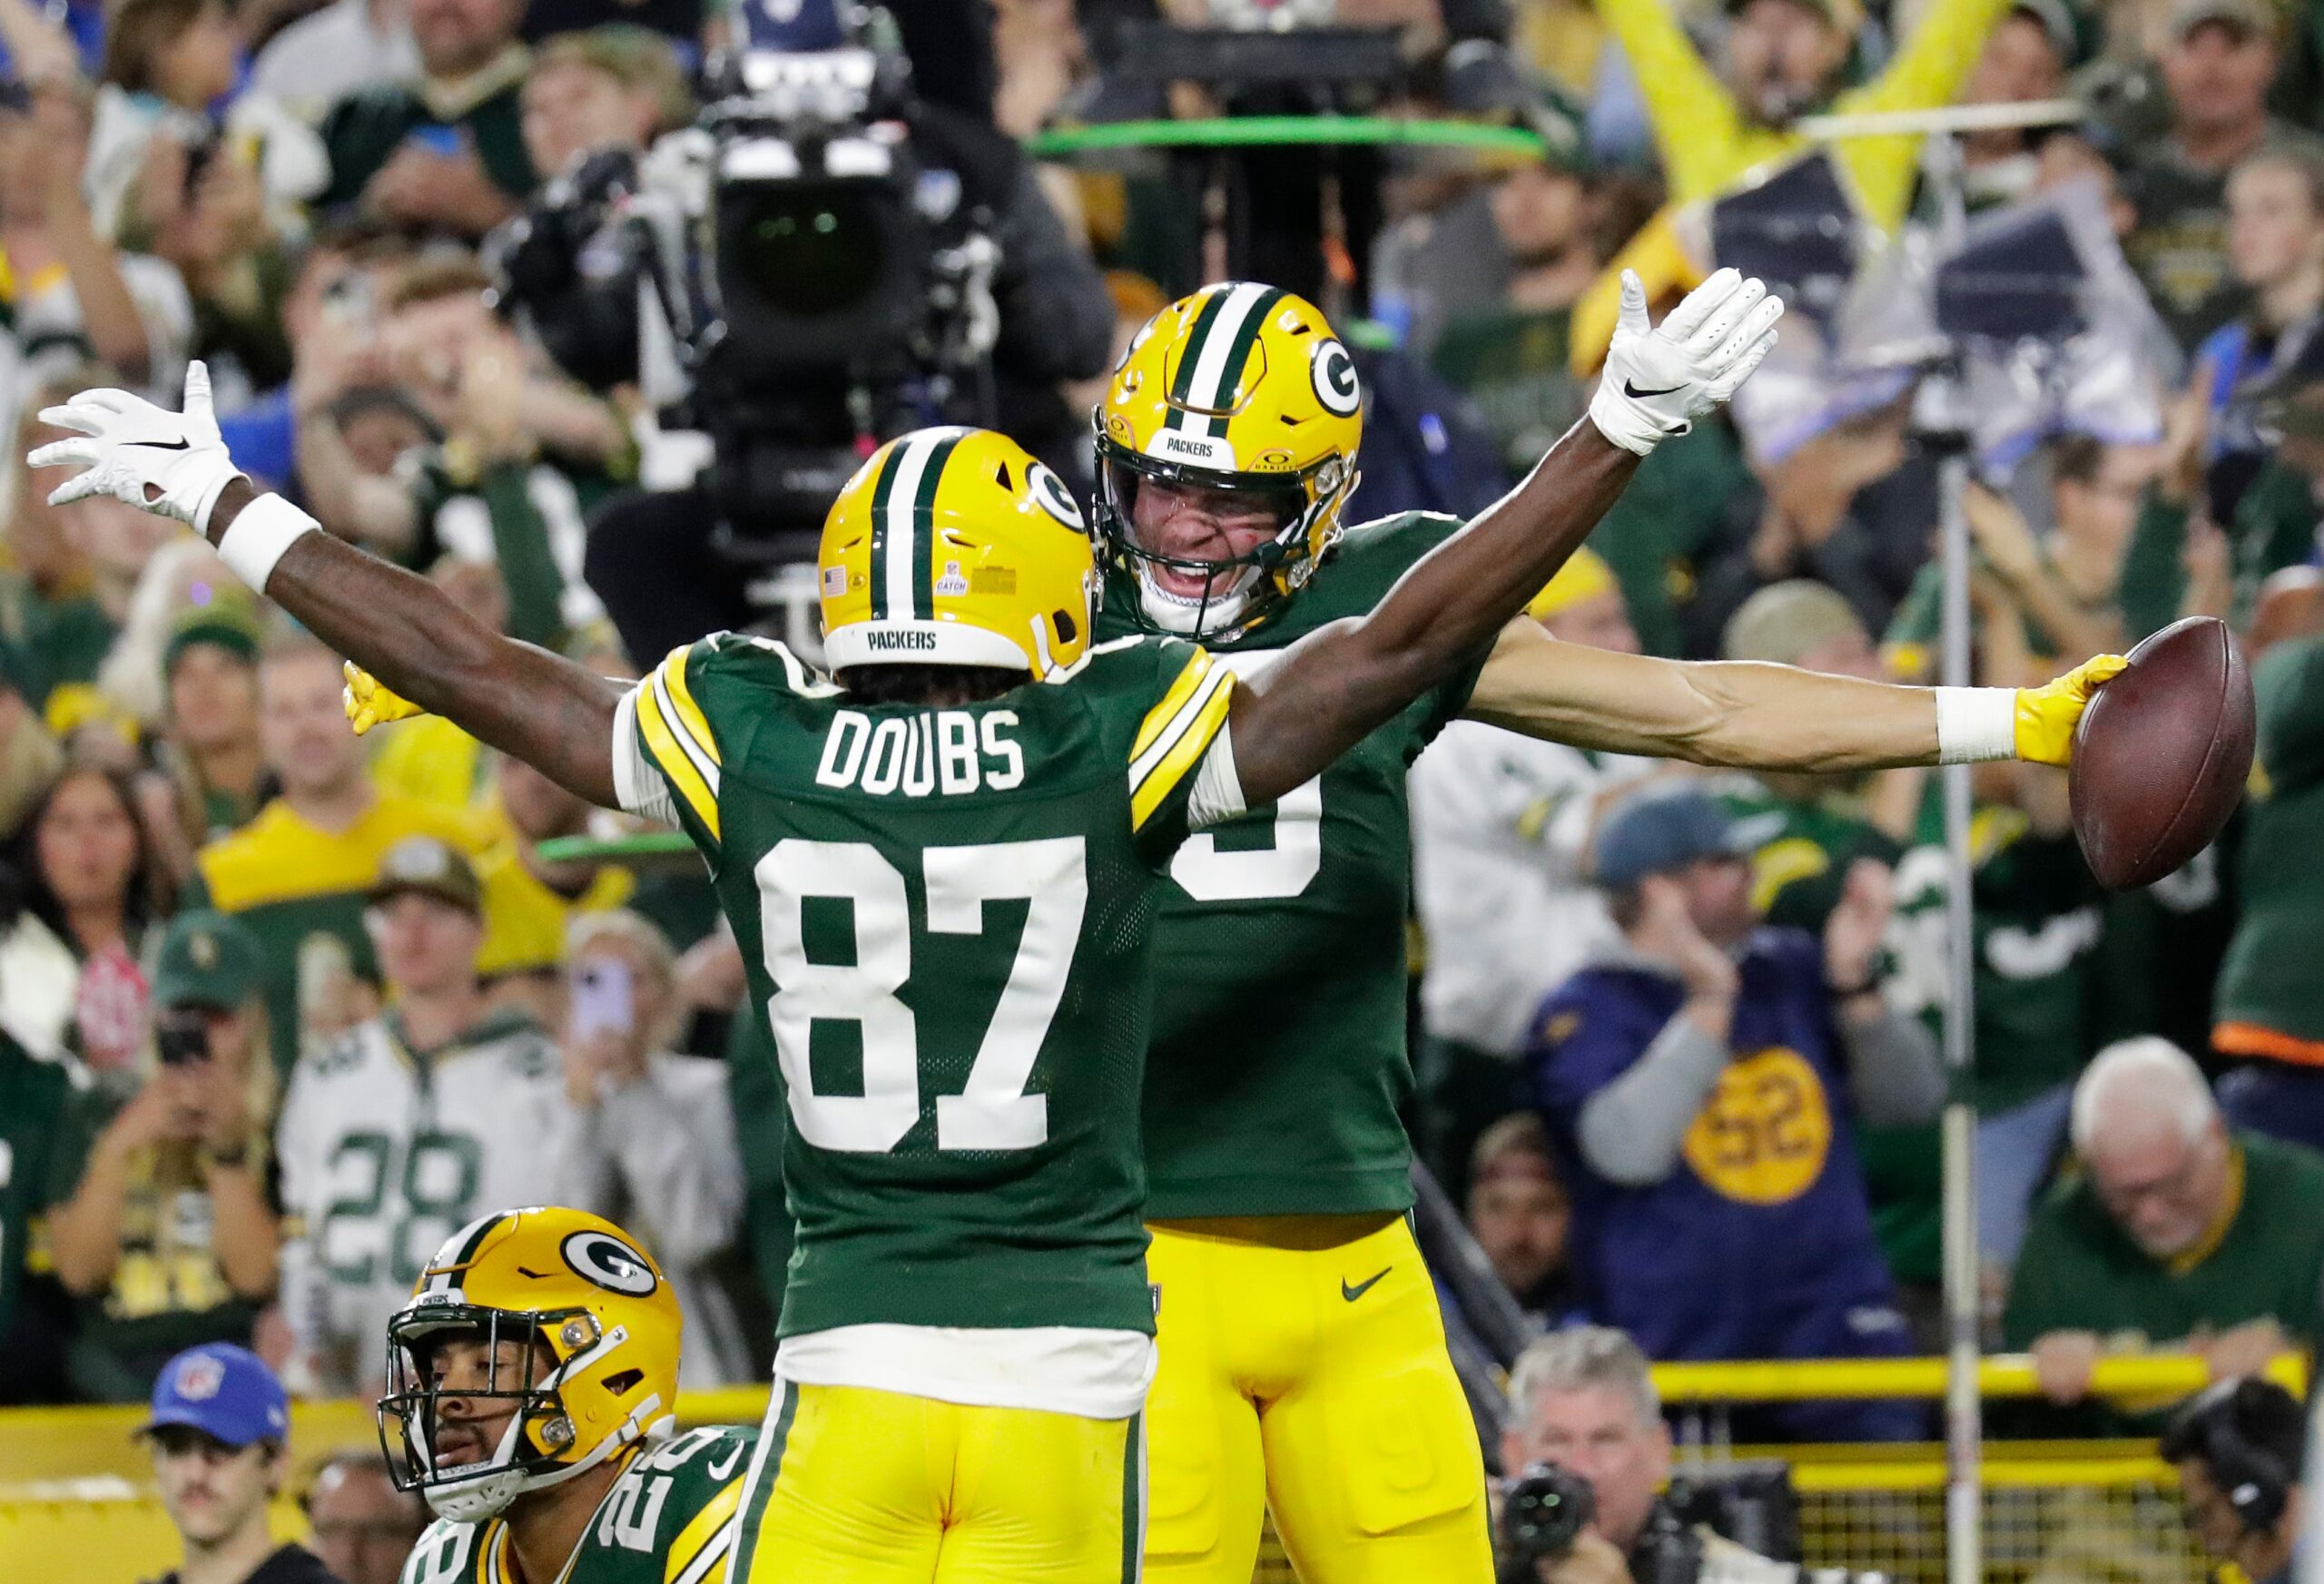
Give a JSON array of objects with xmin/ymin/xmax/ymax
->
[
  {"xmin": 664, "ymin": 1476, "xmax": 745, "ymax": 1584},
  {"xmin": 1129, "ymin": 648, "xmax": 1214, "ymax": 763},
  {"xmin": 1130, "ymin": 665, "xmax": 1235, "ymax": 831},
  {"xmin": 659, "ymin": 646, "xmax": 723, "ymax": 772},
  {"xmin": 635, "ymin": 681, "xmax": 722, "ymax": 843}
]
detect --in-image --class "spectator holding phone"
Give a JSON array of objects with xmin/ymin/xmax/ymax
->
[
  {"xmin": 558, "ymin": 909, "xmax": 749, "ymax": 1385},
  {"xmin": 43, "ymin": 910, "xmax": 280, "ymax": 1401},
  {"xmin": 314, "ymin": 0, "xmax": 537, "ymax": 236}
]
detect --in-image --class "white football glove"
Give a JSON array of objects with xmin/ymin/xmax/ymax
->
[
  {"xmin": 1588, "ymin": 268, "xmax": 1786, "ymax": 457},
  {"xmin": 27, "ymin": 361, "xmax": 243, "ymax": 534}
]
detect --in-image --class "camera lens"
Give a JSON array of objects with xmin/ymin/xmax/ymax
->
[{"xmin": 730, "ymin": 182, "xmax": 885, "ymax": 318}]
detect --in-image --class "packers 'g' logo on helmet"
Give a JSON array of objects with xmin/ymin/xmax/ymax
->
[
  {"xmin": 1094, "ymin": 282, "xmax": 1364, "ymax": 640},
  {"xmin": 821, "ymin": 428, "xmax": 1101, "ymax": 679},
  {"xmin": 376, "ymin": 1207, "xmax": 680, "ymax": 1524}
]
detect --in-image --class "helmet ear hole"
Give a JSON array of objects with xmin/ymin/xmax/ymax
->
[
  {"xmin": 602, "ymin": 1368, "xmax": 644, "ymax": 1397},
  {"xmin": 1052, "ymin": 610, "xmax": 1078, "ymax": 645}
]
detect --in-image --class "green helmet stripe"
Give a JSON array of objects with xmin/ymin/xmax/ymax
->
[
  {"xmin": 1167, "ymin": 285, "xmax": 1233, "ymax": 419},
  {"xmin": 912, "ymin": 432, "xmax": 961, "ymax": 618},
  {"xmin": 866, "ymin": 443, "xmax": 905, "ymax": 623}
]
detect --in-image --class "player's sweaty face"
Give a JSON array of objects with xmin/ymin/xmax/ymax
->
[
  {"xmin": 1129, "ymin": 478, "xmax": 1286, "ymax": 599},
  {"xmin": 424, "ymin": 1334, "xmax": 551, "ymax": 1468}
]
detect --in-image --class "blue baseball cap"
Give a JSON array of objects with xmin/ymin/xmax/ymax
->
[
  {"xmin": 1590, "ymin": 788, "xmax": 1758, "ymax": 890},
  {"xmin": 140, "ymin": 1343, "xmax": 290, "ymax": 1448}
]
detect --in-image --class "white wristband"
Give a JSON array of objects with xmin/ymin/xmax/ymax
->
[
  {"xmin": 216, "ymin": 493, "xmax": 320, "ymax": 592},
  {"xmin": 1935, "ymin": 686, "xmax": 2018, "ymax": 764}
]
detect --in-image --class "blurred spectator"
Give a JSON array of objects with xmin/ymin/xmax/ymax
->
[
  {"xmin": 1426, "ymin": 140, "xmax": 1603, "ymax": 480},
  {"xmin": 517, "ymin": 27, "xmax": 690, "ymax": 185},
  {"xmin": 473, "ymin": 753, "xmax": 635, "ymax": 1013},
  {"xmin": 2214, "ymin": 629, "xmax": 2324, "ymax": 1146},
  {"xmin": 1686, "ymin": 405, "xmax": 1922, "ymax": 656},
  {"xmin": 1500, "ymin": 1325, "xmax": 1794, "ymax": 1584},
  {"xmin": 314, "ymin": 0, "xmax": 537, "ymax": 236},
  {"xmin": 294, "ymin": 256, "xmax": 620, "ymax": 646},
  {"xmin": 248, "ymin": 0, "xmax": 420, "ymax": 126},
  {"xmin": 1715, "ymin": 581, "xmax": 1916, "ymax": 932},
  {"xmin": 1955, "ymin": 0, "xmax": 2079, "ymax": 212},
  {"xmin": 2121, "ymin": 0, "xmax": 2324, "ymax": 354},
  {"xmin": 559, "ymin": 910, "xmax": 747, "ymax": 1385},
  {"xmin": 274, "ymin": 835, "xmax": 576, "ymax": 1394},
  {"xmin": 1572, "ymin": 0, "xmax": 2014, "ymax": 369},
  {"xmin": 44, "ymin": 911, "xmax": 279, "ymax": 1402},
  {"xmin": 2006, "ymin": 1038, "xmax": 2324, "ymax": 1410},
  {"xmin": 300, "ymin": 1448, "xmax": 427, "ymax": 1584},
  {"xmin": 154, "ymin": 598, "xmax": 271, "ymax": 851},
  {"xmin": 1464, "ymin": 1113, "xmax": 1574, "ymax": 1324},
  {"xmin": 2162, "ymin": 1377, "xmax": 2307, "ymax": 1584},
  {"xmin": 0, "ymin": 763, "xmax": 172, "ymax": 1073},
  {"xmin": 1411, "ymin": 548, "xmax": 1658, "ymax": 1189},
  {"xmin": 0, "ymin": 83, "xmax": 191, "ymax": 397},
  {"xmin": 186, "ymin": 638, "xmax": 482, "ymax": 1076},
  {"xmin": 1528, "ymin": 788, "xmax": 1942, "ymax": 1438},
  {"xmin": 0, "ymin": 1028, "xmax": 74, "ymax": 1370},
  {"xmin": 140, "ymin": 1343, "xmax": 338, "ymax": 1584}
]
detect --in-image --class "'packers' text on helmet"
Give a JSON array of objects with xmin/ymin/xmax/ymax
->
[
  {"xmin": 376, "ymin": 1207, "xmax": 680, "ymax": 1523},
  {"xmin": 821, "ymin": 427, "xmax": 1101, "ymax": 679},
  {"xmin": 1094, "ymin": 281, "xmax": 1364, "ymax": 641}
]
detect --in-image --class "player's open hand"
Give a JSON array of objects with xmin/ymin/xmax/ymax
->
[
  {"xmin": 1588, "ymin": 268, "xmax": 1786, "ymax": 457},
  {"xmin": 344, "ymin": 663, "xmax": 428, "ymax": 736},
  {"xmin": 2014, "ymin": 653, "xmax": 2130, "ymax": 766},
  {"xmin": 27, "ymin": 362, "xmax": 244, "ymax": 533}
]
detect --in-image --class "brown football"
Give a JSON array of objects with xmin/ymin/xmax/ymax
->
[{"xmin": 2068, "ymin": 615, "xmax": 2254, "ymax": 890}]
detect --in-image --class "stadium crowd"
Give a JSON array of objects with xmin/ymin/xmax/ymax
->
[{"xmin": 0, "ymin": 0, "xmax": 2318, "ymax": 1529}]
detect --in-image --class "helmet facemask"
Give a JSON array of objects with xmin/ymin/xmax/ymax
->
[
  {"xmin": 377, "ymin": 1304, "xmax": 656, "ymax": 1524},
  {"xmin": 1095, "ymin": 443, "xmax": 1341, "ymax": 642}
]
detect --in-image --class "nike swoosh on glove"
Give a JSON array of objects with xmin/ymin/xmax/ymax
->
[
  {"xmin": 344, "ymin": 663, "xmax": 429, "ymax": 737},
  {"xmin": 26, "ymin": 361, "xmax": 243, "ymax": 533},
  {"xmin": 1587, "ymin": 268, "xmax": 1787, "ymax": 457}
]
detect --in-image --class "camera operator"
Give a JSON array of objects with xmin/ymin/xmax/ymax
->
[
  {"xmin": 1499, "ymin": 1327, "xmax": 1795, "ymax": 1584},
  {"xmin": 575, "ymin": 5, "xmax": 1114, "ymax": 664},
  {"xmin": 2162, "ymin": 1377, "xmax": 2307, "ymax": 1584}
]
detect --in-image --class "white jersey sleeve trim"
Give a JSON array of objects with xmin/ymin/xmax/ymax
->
[
  {"xmin": 611, "ymin": 686, "xmax": 679, "ymax": 827},
  {"xmin": 1187, "ymin": 721, "xmax": 1246, "ymax": 832}
]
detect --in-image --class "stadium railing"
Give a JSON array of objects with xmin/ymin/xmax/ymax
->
[{"xmin": 0, "ymin": 1353, "xmax": 2302, "ymax": 1581}]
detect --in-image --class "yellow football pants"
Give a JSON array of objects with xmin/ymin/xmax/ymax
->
[
  {"xmin": 1143, "ymin": 1213, "xmax": 1493, "ymax": 1584},
  {"xmin": 734, "ymin": 1379, "xmax": 1146, "ymax": 1584}
]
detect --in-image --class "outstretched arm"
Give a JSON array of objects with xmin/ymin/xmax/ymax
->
[
  {"xmin": 28, "ymin": 367, "xmax": 624, "ymax": 806},
  {"xmin": 1464, "ymin": 619, "xmax": 2125, "ymax": 772},
  {"xmin": 1230, "ymin": 270, "xmax": 1785, "ymax": 808}
]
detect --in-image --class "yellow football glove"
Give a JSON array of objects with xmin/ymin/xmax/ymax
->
[
  {"xmin": 2014, "ymin": 653, "xmax": 2130, "ymax": 766},
  {"xmin": 342, "ymin": 663, "xmax": 428, "ymax": 737}
]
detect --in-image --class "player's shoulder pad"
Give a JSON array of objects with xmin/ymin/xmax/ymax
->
[
  {"xmin": 1287, "ymin": 510, "xmax": 1466, "ymax": 625},
  {"xmin": 691, "ymin": 632, "xmax": 841, "ymax": 697},
  {"xmin": 1044, "ymin": 633, "xmax": 1193, "ymax": 690}
]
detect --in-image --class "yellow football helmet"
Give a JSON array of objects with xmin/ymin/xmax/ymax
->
[
  {"xmin": 377, "ymin": 1206, "xmax": 680, "ymax": 1523},
  {"xmin": 821, "ymin": 426, "xmax": 1100, "ymax": 679},
  {"xmin": 1094, "ymin": 281, "xmax": 1364, "ymax": 640}
]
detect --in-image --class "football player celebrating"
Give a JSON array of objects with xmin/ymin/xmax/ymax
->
[
  {"xmin": 31, "ymin": 268, "xmax": 1778, "ymax": 1583},
  {"xmin": 1093, "ymin": 280, "xmax": 2125, "ymax": 1582},
  {"xmin": 381, "ymin": 1206, "xmax": 756, "ymax": 1584}
]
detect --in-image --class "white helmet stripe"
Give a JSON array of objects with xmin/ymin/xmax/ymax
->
[
  {"xmin": 881, "ymin": 432, "xmax": 945, "ymax": 622},
  {"xmin": 1176, "ymin": 282, "xmax": 1269, "ymax": 431}
]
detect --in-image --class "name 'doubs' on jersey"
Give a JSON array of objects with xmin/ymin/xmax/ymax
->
[{"xmin": 812, "ymin": 709, "xmax": 1027, "ymax": 798}]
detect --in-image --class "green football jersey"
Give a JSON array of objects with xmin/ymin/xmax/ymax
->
[
  {"xmin": 618, "ymin": 632, "xmax": 1234, "ymax": 1338},
  {"xmin": 1098, "ymin": 512, "xmax": 1489, "ymax": 1219},
  {"xmin": 399, "ymin": 1423, "xmax": 757, "ymax": 1584}
]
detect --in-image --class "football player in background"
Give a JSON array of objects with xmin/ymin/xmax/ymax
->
[
  {"xmin": 32, "ymin": 267, "xmax": 1779, "ymax": 1581},
  {"xmin": 382, "ymin": 1206, "xmax": 756, "ymax": 1584},
  {"xmin": 1091, "ymin": 280, "xmax": 2125, "ymax": 1582}
]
